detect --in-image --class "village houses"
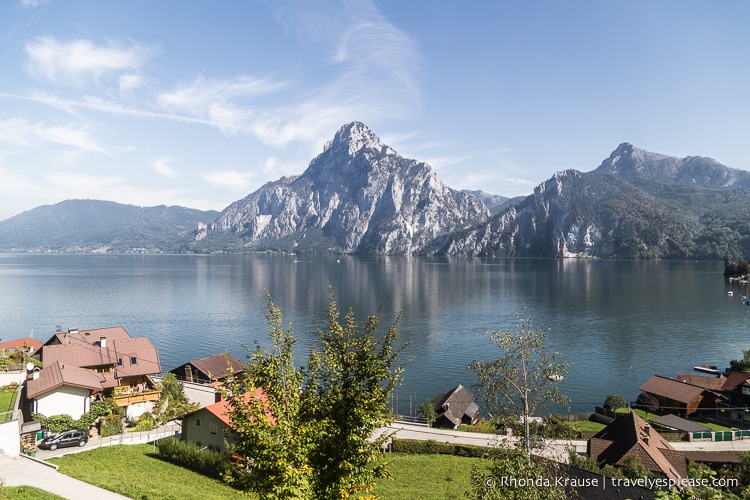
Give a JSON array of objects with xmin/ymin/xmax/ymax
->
[{"xmin": 26, "ymin": 326, "xmax": 161, "ymax": 420}]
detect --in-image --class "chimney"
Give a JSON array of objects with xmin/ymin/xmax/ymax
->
[
  {"xmin": 32, "ymin": 370, "xmax": 40, "ymax": 380},
  {"xmin": 100, "ymin": 336, "xmax": 107, "ymax": 349},
  {"xmin": 644, "ymin": 423, "xmax": 651, "ymax": 435}
]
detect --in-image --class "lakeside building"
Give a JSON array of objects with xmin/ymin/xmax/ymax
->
[{"xmin": 27, "ymin": 326, "xmax": 161, "ymax": 420}]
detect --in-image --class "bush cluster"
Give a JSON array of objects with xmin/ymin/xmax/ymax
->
[
  {"xmin": 391, "ymin": 438, "xmax": 487, "ymax": 458},
  {"xmin": 34, "ymin": 399, "xmax": 122, "ymax": 434},
  {"xmin": 156, "ymin": 437, "xmax": 231, "ymax": 480},
  {"xmin": 100, "ymin": 414, "xmax": 123, "ymax": 437}
]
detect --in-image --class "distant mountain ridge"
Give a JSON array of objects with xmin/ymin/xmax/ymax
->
[
  {"xmin": 1, "ymin": 125, "xmax": 749, "ymax": 259},
  {"xmin": 0, "ymin": 200, "xmax": 218, "ymax": 253},
  {"xmin": 594, "ymin": 142, "xmax": 750, "ymax": 188},
  {"xmin": 433, "ymin": 143, "xmax": 750, "ymax": 259}
]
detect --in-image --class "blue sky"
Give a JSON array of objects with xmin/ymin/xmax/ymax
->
[{"xmin": 0, "ymin": 1, "xmax": 748, "ymax": 221}]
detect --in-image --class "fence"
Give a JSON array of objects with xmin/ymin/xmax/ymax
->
[
  {"xmin": 396, "ymin": 415, "xmax": 428, "ymax": 426},
  {"xmin": 691, "ymin": 429, "xmax": 750, "ymax": 442},
  {"xmin": 92, "ymin": 423, "xmax": 182, "ymax": 449}
]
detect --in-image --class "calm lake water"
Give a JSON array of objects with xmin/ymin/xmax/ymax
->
[{"xmin": 0, "ymin": 254, "xmax": 746, "ymax": 415}]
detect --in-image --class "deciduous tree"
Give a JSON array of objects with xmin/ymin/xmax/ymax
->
[
  {"xmin": 468, "ymin": 308, "xmax": 570, "ymax": 452},
  {"xmin": 221, "ymin": 290, "xmax": 408, "ymax": 500}
]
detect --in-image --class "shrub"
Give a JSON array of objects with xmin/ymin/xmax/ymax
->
[
  {"xmin": 391, "ymin": 438, "xmax": 488, "ymax": 458},
  {"xmin": 603, "ymin": 394, "xmax": 628, "ymax": 411},
  {"xmin": 33, "ymin": 414, "xmax": 76, "ymax": 434},
  {"xmin": 130, "ymin": 412, "xmax": 156, "ymax": 432},
  {"xmin": 156, "ymin": 437, "xmax": 231, "ymax": 480},
  {"xmin": 100, "ymin": 414, "xmax": 123, "ymax": 437}
]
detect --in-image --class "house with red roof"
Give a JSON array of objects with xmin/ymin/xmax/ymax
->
[
  {"xmin": 180, "ymin": 389, "xmax": 271, "ymax": 453},
  {"xmin": 27, "ymin": 327, "xmax": 161, "ymax": 420},
  {"xmin": 0, "ymin": 337, "xmax": 43, "ymax": 356}
]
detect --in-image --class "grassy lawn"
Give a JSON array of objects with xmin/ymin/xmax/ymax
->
[
  {"xmin": 566, "ymin": 419, "xmax": 606, "ymax": 433},
  {"xmin": 50, "ymin": 444, "xmax": 246, "ymax": 500},
  {"xmin": 49, "ymin": 444, "xmax": 485, "ymax": 499},
  {"xmin": 2, "ymin": 486, "xmax": 65, "ymax": 499},
  {"xmin": 373, "ymin": 453, "xmax": 486, "ymax": 499},
  {"xmin": 0, "ymin": 385, "xmax": 18, "ymax": 422},
  {"xmin": 457, "ymin": 418, "xmax": 500, "ymax": 434}
]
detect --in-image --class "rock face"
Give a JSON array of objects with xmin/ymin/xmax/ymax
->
[
  {"xmin": 4, "ymin": 128, "xmax": 750, "ymax": 259},
  {"xmin": 196, "ymin": 122, "xmax": 490, "ymax": 254},
  {"xmin": 431, "ymin": 145, "xmax": 750, "ymax": 260},
  {"xmin": 594, "ymin": 142, "xmax": 750, "ymax": 188}
]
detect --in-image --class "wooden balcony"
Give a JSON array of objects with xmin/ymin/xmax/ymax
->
[{"xmin": 111, "ymin": 388, "xmax": 161, "ymax": 407}]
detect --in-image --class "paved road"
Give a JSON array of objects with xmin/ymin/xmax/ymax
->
[
  {"xmin": 0, "ymin": 424, "xmax": 179, "ymax": 499},
  {"xmin": 0, "ymin": 454, "xmax": 130, "ymax": 500},
  {"xmin": 4, "ymin": 420, "xmax": 749, "ymax": 499},
  {"xmin": 383, "ymin": 422, "xmax": 750, "ymax": 460}
]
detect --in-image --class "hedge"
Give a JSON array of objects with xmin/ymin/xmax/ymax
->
[
  {"xmin": 391, "ymin": 438, "xmax": 489, "ymax": 458},
  {"xmin": 156, "ymin": 437, "xmax": 231, "ymax": 480}
]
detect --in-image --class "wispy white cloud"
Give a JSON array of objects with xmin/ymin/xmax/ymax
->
[
  {"xmin": 24, "ymin": 36, "xmax": 155, "ymax": 85},
  {"xmin": 150, "ymin": 156, "xmax": 178, "ymax": 178},
  {"xmin": 119, "ymin": 73, "xmax": 148, "ymax": 93},
  {"xmin": 0, "ymin": 117, "xmax": 109, "ymax": 154},
  {"xmin": 10, "ymin": 2, "xmax": 423, "ymax": 170},
  {"xmin": 200, "ymin": 170, "xmax": 256, "ymax": 192},
  {"xmin": 20, "ymin": 0, "xmax": 51, "ymax": 7},
  {"xmin": 156, "ymin": 75, "xmax": 285, "ymax": 134}
]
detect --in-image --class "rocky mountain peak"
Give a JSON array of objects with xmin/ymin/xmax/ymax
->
[{"xmin": 323, "ymin": 121, "xmax": 388, "ymax": 157}]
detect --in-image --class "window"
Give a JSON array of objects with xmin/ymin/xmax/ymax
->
[
  {"xmin": 130, "ymin": 356, "xmax": 137, "ymax": 365},
  {"xmin": 196, "ymin": 417, "xmax": 201, "ymax": 427},
  {"xmin": 117, "ymin": 358, "xmax": 123, "ymax": 366},
  {"xmin": 210, "ymin": 422, "xmax": 218, "ymax": 435}
]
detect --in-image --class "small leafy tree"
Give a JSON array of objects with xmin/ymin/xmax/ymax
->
[
  {"xmin": 620, "ymin": 454, "xmax": 653, "ymax": 480},
  {"xmin": 305, "ymin": 291, "xmax": 408, "ymax": 499},
  {"xmin": 221, "ymin": 296, "xmax": 314, "ymax": 499},
  {"xmin": 468, "ymin": 308, "xmax": 570, "ymax": 453},
  {"xmin": 635, "ymin": 392, "xmax": 660, "ymax": 418},
  {"xmin": 603, "ymin": 394, "xmax": 627, "ymax": 411},
  {"xmin": 467, "ymin": 446, "xmax": 567, "ymax": 500},
  {"xmin": 729, "ymin": 349, "xmax": 750, "ymax": 373},
  {"xmin": 156, "ymin": 372, "xmax": 198, "ymax": 424},
  {"xmin": 418, "ymin": 400, "xmax": 437, "ymax": 427}
]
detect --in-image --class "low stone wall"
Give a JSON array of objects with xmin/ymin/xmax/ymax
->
[{"xmin": 0, "ymin": 371, "xmax": 26, "ymax": 386}]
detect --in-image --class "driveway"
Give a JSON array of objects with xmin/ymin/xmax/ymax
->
[
  {"xmin": 0, "ymin": 423, "xmax": 180, "ymax": 499},
  {"xmin": 0, "ymin": 454, "xmax": 130, "ymax": 500}
]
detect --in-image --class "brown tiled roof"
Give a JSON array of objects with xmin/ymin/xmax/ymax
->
[
  {"xmin": 0, "ymin": 337, "xmax": 43, "ymax": 352},
  {"xmin": 26, "ymin": 361, "xmax": 105, "ymax": 398},
  {"xmin": 639, "ymin": 375, "xmax": 705, "ymax": 404},
  {"xmin": 43, "ymin": 343, "xmax": 117, "ymax": 368},
  {"xmin": 722, "ymin": 372, "xmax": 750, "ymax": 392},
  {"xmin": 431, "ymin": 384, "xmax": 479, "ymax": 427},
  {"xmin": 43, "ymin": 326, "xmax": 133, "ymax": 348},
  {"xmin": 185, "ymin": 353, "xmax": 244, "ymax": 381},
  {"xmin": 588, "ymin": 412, "xmax": 687, "ymax": 486},
  {"xmin": 112, "ymin": 338, "xmax": 161, "ymax": 377},
  {"xmin": 682, "ymin": 451, "xmax": 741, "ymax": 464},
  {"xmin": 41, "ymin": 326, "xmax": 161, "ymax": 378},
  {"xmin": 675, "ymin": 373, "xmax": 726, "ymax": 391}
]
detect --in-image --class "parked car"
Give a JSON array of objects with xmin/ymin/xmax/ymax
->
[
  {"xmin": 38, "ymin": 429, "xmax": 88, "ymax": 451},
  {"xmin": 528, "ymin": 435, "xmax": 547, "ymax": 448}
]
